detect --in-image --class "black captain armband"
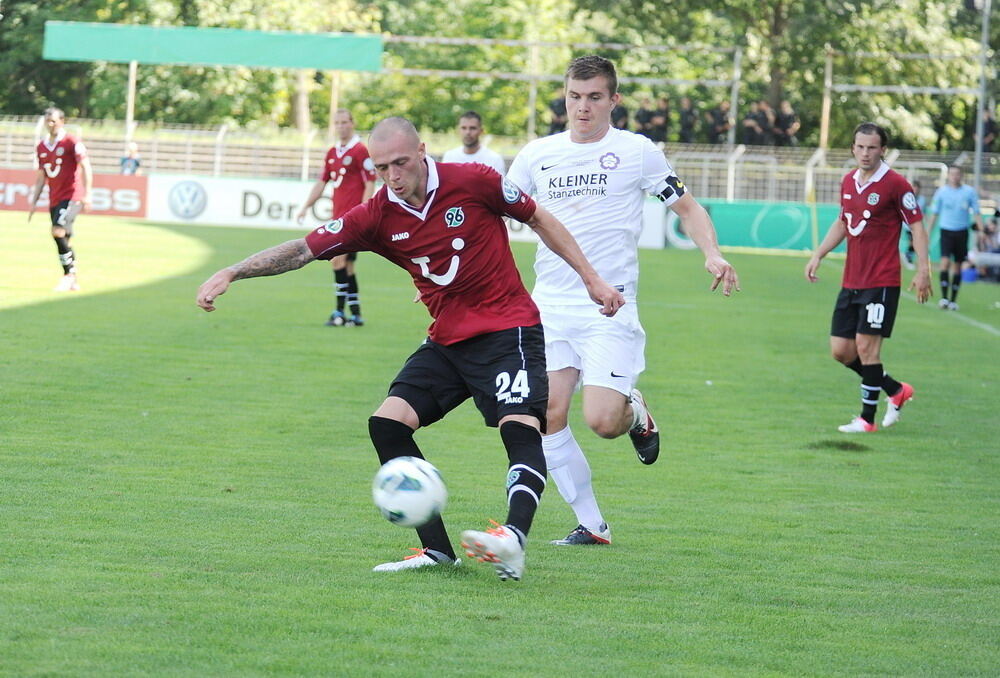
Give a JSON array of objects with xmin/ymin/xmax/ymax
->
[{"xmin": 656, "ymin": 175, "xmax": 687, "ymax": 202}]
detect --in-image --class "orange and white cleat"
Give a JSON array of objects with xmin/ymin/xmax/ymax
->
[
  {"xmin": 461, "ymin": 521, "xmax": 525, "ymax": 581},
  {"xmin": 372, "ymin": 547, "xmax": 460, "ymax": 572},
  {"xmin": 838, "ymin": 417, "xmax": 877, "ymax": 433},
  {"xmin": 54, "ymin": 273, "xmax": 79, "ymax": 292},
  {"xmin": 882, "ymin": 382, "xmax": 914, "ymax": 428}
]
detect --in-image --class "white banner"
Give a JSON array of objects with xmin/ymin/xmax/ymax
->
[
  {"xmin": 147, "ymin": 174, "xmax": 327, "ymax": 229},
  {"xmin": 146, "ymin": 174, "xmax": 666, "ymax": 248}
]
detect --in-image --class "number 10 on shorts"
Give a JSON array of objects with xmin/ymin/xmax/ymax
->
[
  {"xmin": 865, "ymin": 302, "xmax": 885, "ymax": 329},
  {"xmin": 496, "ymin": 370, "xmax": 530, "ymax": 404}
]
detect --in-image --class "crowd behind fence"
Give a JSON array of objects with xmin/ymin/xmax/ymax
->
[{"xmin": 3, "ymin": 115, "xmax": 997, "ymax": 208}]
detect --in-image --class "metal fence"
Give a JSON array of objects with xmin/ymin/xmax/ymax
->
[{"xmin": 3, "ymin": 115, "xmax": 998, "ymax": 206}]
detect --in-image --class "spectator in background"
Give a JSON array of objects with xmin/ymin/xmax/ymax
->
[
  {"xmin": 754, "ymin": 100, "xmax": 776, "ymax": 145},
  {"xmin": 120, "ymin": 141, "xmax": 142, "ymax": 175},
  {"xmin": 968, "ymin": 208, "xmax": 1000, "ymax": 282},
  {"xmin": 977, "ymin": 109, "xmax": 996, "ymax": 153},
  {"xmin": 442, "ymin": 110, "xmax": 506, "ymax": 176},
  {"xmin": 634, "ymin": 97, "xmax": 654, "ymax": 139},
  {"xmin": 705, "ymin": 100, "xmax": 731, "ymax": 144},
  {"xmin": 775, "ymin": 101, "xmax": 800, "ymax": 147},
  {"xmin": 648, "ymin": 97, "xmax": 669, "ymax": 144},
  {"xmin": 611, "ymin": 103, "xmax": 629, "ymax": 130},
  {"xmin": 548, "ymin": 96, "xmax": 568, "ymax": 135},
  {"xmin": 678, "ymin": 97, "xmax": 698, "ymax": 143},
  {"xmin": 741, "ymin": 101, "xmax": 762, "ymax": 145}
]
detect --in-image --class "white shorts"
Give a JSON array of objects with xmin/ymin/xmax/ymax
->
[{"xmin": 538, "ymin": 303, "xmax": 646, "ymax": 396}]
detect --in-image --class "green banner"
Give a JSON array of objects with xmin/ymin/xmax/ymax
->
[
  {"xmin": 43, "ymin": 22, "xmax": 383, "ymax": 71},
  {"xmin": 681, "ymin": 199, "xmax": 941, "ymax": 257}
]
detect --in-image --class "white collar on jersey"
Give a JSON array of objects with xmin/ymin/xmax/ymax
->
[
  {"xmin": 41, "ymin": 128, "xmax": 67, "ymax": 151},
  {"xmin": 853, "ymin": 160, "xmax": 890, "ymax": 193},
  {"xmin": 335, "ymin": 134, "xmax": 361, "ymax": 157},
  {"xmin": 385, "ymin": 155, "xmax": 440, "ymax": 221}
]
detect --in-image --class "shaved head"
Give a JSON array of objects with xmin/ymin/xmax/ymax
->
[
  {"xmin": 369, "ymin": 116, "xmax": 420, "ymax": 147},
  {"xmin": 368, "ymin": 116, "xmax": 428, "ymax": 208}
]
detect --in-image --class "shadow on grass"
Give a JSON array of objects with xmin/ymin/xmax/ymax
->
[{"xmin": 807, "ymin": 439, "xmax": 872, "ymax": 452}]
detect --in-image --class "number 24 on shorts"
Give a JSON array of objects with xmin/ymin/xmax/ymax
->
[{"xmin": 496, "ymin": 370, "xmax": 530, "ymax": 404}]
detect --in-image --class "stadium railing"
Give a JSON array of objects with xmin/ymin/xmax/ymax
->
[{"xmin": 2, "ymin": 116, "xmax": 997, "ymax": 205}]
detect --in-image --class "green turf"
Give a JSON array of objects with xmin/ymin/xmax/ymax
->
[{"xmin": 1, "ymin": 213, "xmax": 998, "ymax": 676}]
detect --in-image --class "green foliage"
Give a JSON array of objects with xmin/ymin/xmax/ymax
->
[{"xmin": 0, "ymin": 0, "xmax": 994, "ymax": 147}]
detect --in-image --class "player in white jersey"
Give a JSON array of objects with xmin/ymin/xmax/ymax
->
[
  {"xmin": 441, "ymin": 110, "xmax": 506, "ymax": 176},
  {"xmin": 508, "ymin": 55, "xmax": 739, "ymax": 546}
]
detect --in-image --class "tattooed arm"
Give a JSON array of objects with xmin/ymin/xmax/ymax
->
[{"xmin": 196, "ymin": 238, "xmax": 315, "ymax": 311}]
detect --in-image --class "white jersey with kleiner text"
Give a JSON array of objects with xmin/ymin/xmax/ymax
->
[{"xmin": 507, "ymin": 127, "xmax": 685, "ymax": 306}]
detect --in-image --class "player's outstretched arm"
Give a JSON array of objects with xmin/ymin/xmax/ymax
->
[
  {"xmin": 907, "ymin": 219, "xmax": 933, "ymax": 303},
  {"xmin": 805, "ymin": 218, "xmax": 847, "ymax": 282},
  {"xmin": 196, "ymin": 238, "xmax": 315, "ymax": 311},
  {"xmin": 27, "ymin": 169, "xmax": 46, "ymax": 222},
  {"xmin": 525, "ymin": 205, "xmax": 625, "ymax": 316},
  {"xmin": 80, "ymin": 157, "xmax": 94, "ymax": 211},
  {"xmin": 670, "ymin": 193, "xmax": 740, "ymax": 296},
  {"xmin": 296, "ymin": 180, "xmax": 327, "ymax": 224}
]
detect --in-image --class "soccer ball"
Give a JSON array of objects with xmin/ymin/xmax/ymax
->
[{"xmin": 372, "ymin": 456, "xmax": 447, "ymax": 528}]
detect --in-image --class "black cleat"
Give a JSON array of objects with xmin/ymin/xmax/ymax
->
[
  {"xmin": 550, "ymin": 523, "xmax": 611, "ymax": 545},
  {"xmin": 628, "ymin": 388, "xmax": 660, "ymax": 465}
]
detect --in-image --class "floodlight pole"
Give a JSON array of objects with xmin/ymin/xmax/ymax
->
[
  {"xmin": 819, "ymin": 46, "xmax": 833, "ymax": 150},
  {"xmin": 726, "ymin": 47, "xmax": 743, "ymax": 147},
  {"xmin": 125, "ymin": 60, "xmax": 137, "ymax": 145},
  {"xmin": 527, "ymin": 44, "xmax": 540, "ymax": 139},
  {"xmin": 328, "ymin": 71, "xmax": 341, "ymax": 141},
  {"xmin": 972, "ymin": 0, "xmax": 992, "ymax": 197}
]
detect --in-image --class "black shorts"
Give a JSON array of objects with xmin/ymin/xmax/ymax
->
[
  {"xmin": 388, "ymin": 324, "xmax": 548, "ymax": 431},
  {"xmin": 939, "ymin": 229, "xmax": 969, "ymax": 262},
  {"xmin": 831, "ymin": 287, "xmax": 901, "ymax": 338},
  {"xmin": 49, "ymin": 200, "xmax": 79, "ymax": 234}
]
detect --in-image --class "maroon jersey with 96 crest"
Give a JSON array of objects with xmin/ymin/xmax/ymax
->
[
  {"xmin": 36, "ymin": 130, "xmax": 87, "ymax": 203},
  {"xmin": 305, "ymin": 158, "xmax": 540, "ymax": 345},
  {"xmin": 321, "ymin": 135, "xmax": 376, "ymax": 218},
  {"xmin": 839, "ymin": 162, "xmax": 922, "ymax": 289}
]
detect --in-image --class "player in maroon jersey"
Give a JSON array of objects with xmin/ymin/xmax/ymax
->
[
  {"xmin": 27, "ymin": 107, "xmax": 93, "ymax": 292},
  {"xmin": 197, "ymin": 117, "xmax": 624, "ymax": 581},
  {"xmin": 296, "ymin": 109, "xmax": 376, "ymax": 326},
  {"xmin": 805, "ymin": 122, "xmax": 932, "ymax": 433}
]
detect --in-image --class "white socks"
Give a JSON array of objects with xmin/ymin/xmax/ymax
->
[{"xmin": 541, "ymin": 426, "xmax": 605, "ymax": 531}]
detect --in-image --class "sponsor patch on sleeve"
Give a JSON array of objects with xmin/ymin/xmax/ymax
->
[
  {"xmin": 502, "ymin": 177, "xmax": 523, "ymax": 204},
  {"xmin": 901, "ymin": 191, "xmax": 917, "ymax": 210},
  {"xmin": 316, "ymin": 218, "xmax": 344, "ymax": 236}
]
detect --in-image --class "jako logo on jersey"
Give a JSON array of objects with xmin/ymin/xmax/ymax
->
[
  {"xmin": 391, "ymin": 231, "xmax": 409, "ymax": 241},
  {"xmin": 411, "ymin": 238, "xmax": 464, "ymax": 286},
  {"xmin": 845, "ymin": 209, "xmax": 872, "ymax": 236},
  {"xmin": 599, "ymin": 152, "xmax": 620, "ymax": 170},
  {"xmin": 501, "ymin": 177, "xmax": 522, "ymax": 204},
  {"xmin": 902, "ymin": 191, "xmax": 917, "ymax": 210},
  {"xmin": 444, "ymin": 206, "xmax": 465, "ymax": 227},
  {"xmin": 167, "ymin": 181, "xmax": 207, "ymax": 219},
  {"xmin": 867, "ymin": 193, "xmax": 880, "ymax": 206}
]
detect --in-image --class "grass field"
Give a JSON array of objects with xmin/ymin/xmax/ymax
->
[{"xmin": 2, "ymin": 213, "xmax": 998, "ymax": 677}]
